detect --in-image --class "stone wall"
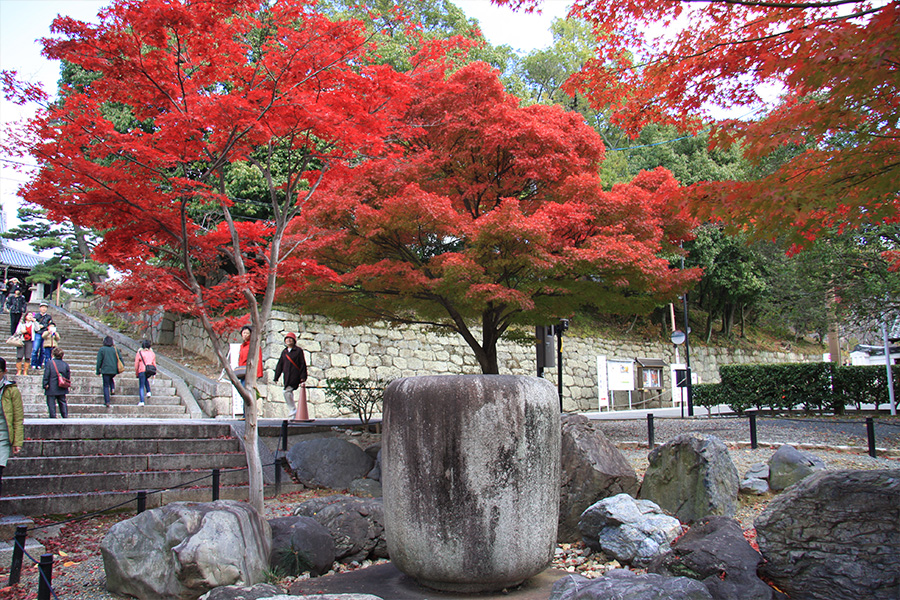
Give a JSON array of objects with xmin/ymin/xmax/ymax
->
[{"xmin": 170, "ymin": 309, "xmax": 820, "ymax": 419}]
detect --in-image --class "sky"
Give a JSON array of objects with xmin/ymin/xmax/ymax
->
[{"xmin": 0, "ymin": 0, "xmax": 572, "ymax": 251}]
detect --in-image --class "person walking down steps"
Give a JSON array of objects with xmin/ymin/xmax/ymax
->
[
  {"xmin": 43, "ymin": 347, "xmax": 71, "ymax": 418},
  {"xmin": 274, "ymin": 331, "xmax": 308, "ymax": 421},
  {"xmin": 96, "ymin": 336, "xmax": 123, "ymax": 408},
  {"xmin": 134, "ymin": 340, "xmax": 157, "ymax": 407}
]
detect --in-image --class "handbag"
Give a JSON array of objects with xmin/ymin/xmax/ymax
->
[
  {"xmin": 115, "ymin": 348, "xmax": 125, "ymax": 374},
  {"xmin": 6, "ymin": 334, "xmax": 23, "ymax": 347},
  {"xmin": 139, "ymin": 351, "xmax": 157, "ymax": 377},
  {"xmin": 52, "ymin": 360, "xmax": 71, "ymax": 389}
]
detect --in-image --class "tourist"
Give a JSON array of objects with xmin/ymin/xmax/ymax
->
[
  {"xmin": 5, "ymin": 288, "xmax": 26, "ymax": 336},
  {"xmin": 236, "ymin": 325, "xmax": 262, "ymax": 387},
  {"xmin": 0, "ymin": 356, "xmax": 24, "ymax": 501},
  {"xmin": 13, "ymin": 312, "xmax": 35, "ymax": 376},
  {"xmin": 41, "ymin": 323, "xmax": 61, "ymax": 365},
  {"xmin": 134, "ymin": 340, "xmax": 157, "ymax": 407},
  {"xmin": 273, "ymin": 332, "xmax": 308, "ymax": 420},
  {"xmin": 96, "ymin": 336, "xmax": 122, "ymax": 408},
  {"xmin": 32, "ymin": 302, "xmax": 52, "ymax": 369},
  {"xmin": 43, "ymin": 347, "xmax": 71, "ymax": 418}
]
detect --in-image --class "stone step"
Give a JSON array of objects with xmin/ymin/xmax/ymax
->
[
  {"xmin": 6, "ymin": 452, "xmax": 246, "ymax": 477},
  {"xmin": 25, "ymin": 404, "xmax": 189, "ymax": 418},
  {"xmin": 25, "ymin": 394, "xmax": 184, "ymax": 406},
  {"xmin": 21, "ymin": 436, "xmax": 242, "ymax": 457},
  {"xmin": 24, "ymin": 420, "xmax": 236, "ymax": 439}
]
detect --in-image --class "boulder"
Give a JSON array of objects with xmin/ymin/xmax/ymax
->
[
  {"xmin": 365, "ymin": 446, "xmax": 382, "ymax": 481},
  {"xmin": 639, "ymin": 433, "xmax": 739, "ymax": 523},
  {"xmin": 756, "ymin": 469, "xmax": 900, "ymax": 600},
  {"xmin": 348, "ymin": 478, "xmax": 382, "ymax": 497},
  {"xmin": 578, "ymin": 493, "xmax": 682, "ymax": 567},
  {"xmin": 648, "ymin": 516, "xmax": 773, "ymax": 600},
  {"xmin": 199, "ymin": 584, "xmax": 282, "ymax": 600},
  {"xmin": 739, "ymin": 478, "xmax": 769, "ymax": 496},
  {"xmin": 558, "ymin": 414, "xmax": 640, "ymax": 542},
  {"xmin": 102, "ymin": 500, "xmax": 271, "ymax": 600},
  {"xmin": 550, "ymin": 570, "xmax": 714, "ymax": 600},
  {"xmin": 293, "ymin": 495, "xmax": 386, "ymax": 563},
  {"xmin": 286, "ymin": 437, "xmax": 375, "ymax": 490},
  {"xmin": 766, "ymin": 445, "xmax": 825, "ymax": 491},
  {"xmin": 268, "ymin": 516, "xmax": 335, "ymax": 576},
  {"xmin": 744, "ymin": 463, "xmax": 769, "ymax": 481},
  {"xmin": 383, "ymin": 374, "xmax": 560, "ymax": 593},
  {"xmin": 202, "ymin": 592, "xmax": 382, "ymax": 600}
]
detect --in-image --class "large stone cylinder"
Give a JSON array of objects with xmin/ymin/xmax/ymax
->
[{"xmin": 383, "ymin": 375, "xmax": 560, "ymax": 593}]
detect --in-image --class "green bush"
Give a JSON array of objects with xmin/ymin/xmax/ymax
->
[
  {"xmin": 323, "ymin": 377, "xmax": 388, "ymax": 426},
  {"xmin": 834, "ymin": 364, "xmax": 899, "ymax": 412},
  {"xmin": 692, "ymin": 383, "xmax": 727, "ymax": 412}
]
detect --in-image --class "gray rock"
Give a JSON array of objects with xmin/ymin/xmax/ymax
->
[
  {"xmin": 578, "ymin": 493, "xmax": 682, "ymax": 567},
  {"xmin": 102, "ymin": 500, "xmax": 271, "ymax": 600},
  {"xmin": 756, "ymin": 469, "xmax": 900, "ymax": 600},
  {"xmin": 739, "ymin": 478, "xmax": 769, "ymax": 496},
  {"xmin": 203, "ymin": 595, "xmax": 383, "ymax": 600},
  {"xmin": 268, "ymin": 516, "xmax": 335, "ymax": 576},
  {"xmin": 383, "ymin": 375, "xmax": 561, "ymax": 593},
  {"xmin": 365, "ymin": 446, "xmax": 382, "ymax": 481},
  {"xmin": 199, "ymin": 584, "xmax": 282, "ymax": 600},
  {"xmin": 558, "ymin": 414, "xmax": 640, "ymax": 542},
  {"xmin": 639, "ymin": 433, "xmax": 739, "ymax": 523},
  {"xmin": 286, "ymin": 437, "xmax": 375, "ymax": 490},
  {"xmin": 268, "ymin": 596, "xmax": 384, "ymax": 600},
  {"xmin": 293, "ymin": 495, "xmax": 386, "ymax": 563},
  {"xmin": 767, "ymin": 445, "xmax": 825, "ymax": 491},
  {"xmin": 743, "ymin": 463, "xmax": 769, "ymax": 480},
  {"xmin": 649, "ymin": 516, "xmax": 773, "ymax": 600},
  {"xmin": 550, "ymin": 569, "xmax": 714, "ymax": 600},
  {"xmin": 348, "ymin": 478, "xmax": 382, "ymax": 497}
]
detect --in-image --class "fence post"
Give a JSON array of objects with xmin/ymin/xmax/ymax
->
[
  {"xmin": 281, "ymin": 419, "xmax": 288, "ymax": 453},
  {"xmin": 274, "ymin": 457, "xmax": 283, "ymax": 494},
  {"xmin": 7, "ymin": 525, "xmax": 28, "ymax": 586},
  {"xmin": 866, "ymin": 417, "xmax": 877, "ymax": 458},
  {"xmin": 137, "ymin": 490, "xmax": 147, "ymax": 514},
  {"xmin": 749, "ymin": 411, "xmax": 758, "ymax": 450},
  {"xmin": 647, "ymin": 413, "xmax": 655, "ymax": 449},
  {"xmin": 212, "ymin": 469, "xmax": 221, "ymax": 501},
  {"xmin": 37, "ymin": 553, "xmax": 53, "ymax": 600}
]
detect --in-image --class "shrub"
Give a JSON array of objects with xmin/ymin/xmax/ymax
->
[{"xmin": 323, "ymin": 377, "xmax": 388, "ymax": 426}]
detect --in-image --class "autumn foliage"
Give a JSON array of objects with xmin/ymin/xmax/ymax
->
[
  {"xmin": 288, "ymin": 62, "xmax": 699, "ymax": 373},
  {"xmin": 499, "ymin": 0, "xmax": 900, "ymax": 244}
]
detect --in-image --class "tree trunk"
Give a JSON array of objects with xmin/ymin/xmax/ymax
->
[
  {"xmin": 73, "ymin": 226, "xmax": 103, "ymax": 290},
  {"xmin": 243, "ymin": 393, "xmax": 264, "ymax": 512}
]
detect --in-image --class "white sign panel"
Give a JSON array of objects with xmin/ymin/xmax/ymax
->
[
  {"xmin": 607, "ymin": 360, "xmax": 635, "ymax": 391},
  {"xmin": 597, "ymin": 355, "xmax": 609, "ymax": 409}
]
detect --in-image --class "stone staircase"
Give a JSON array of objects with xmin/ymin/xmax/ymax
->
[
  {"xmin": 1, "ymin": 420, "xmax": 252, "ymax": 516},
  {"xmin": 14, "ymin": 305, "xmax": 190, "ymax": 418}
]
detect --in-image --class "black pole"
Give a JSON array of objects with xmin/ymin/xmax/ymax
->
[
  {"xmin": 749, "ymin": 412, "xmax": 758, "ymax": 449},
  {"xmin": 647, "ymin": 413, "xmax": 655, "ymax": 449},
  {"xmin": 137, "ymin": 490, "xmax": 147, "ymax": 514},
  {"xmin": 37, "ymin": 553, "xmax": 53, "ymax": 600},
  {"xmin": 8, "ymin": 525, "xmax": 27, "ymax": 586},
  {"xmin": 281, "ymin": 420, "xmax": 288, "ymax": 452},
  {"xmin": 212, "ymin": 469, "xmax": 221, "ymax": 501},
  {"xmin": 274, "ymin": 457, "xmax": 282, "ymax": 488},
  {"xmin": 682, "ymin": 291, "xmax": 693, "ymax": 417},
  {"xmin": 867, "ymin": 417, "xmax": 877, "ymax": 458},
  {"xmin": 557, "ymin": 331, "xmax": 563, "ymax": 411}
]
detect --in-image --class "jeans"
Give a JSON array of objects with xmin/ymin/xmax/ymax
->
[
  {"xmin": 46, "ymin": 395, "xmax": 68, "ymax": 418},
  {"xmin": 138, "ymin": 372, "xmax": 151, "ymax": 403},
  {"xmin": 102, "ymin": 374, "xmax": 116, "ymax": 406},
  {"xmin": 43, "ymin": 346, "xmax": 53, "ymax": 364},
  {"xmin": 31, "ymin": 334, "xmax": 44, "ymax": 368}
]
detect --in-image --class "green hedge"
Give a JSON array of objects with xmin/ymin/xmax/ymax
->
[{"xmin": 699, "ymin": 363, "xmax": 899, "ymax": 415}]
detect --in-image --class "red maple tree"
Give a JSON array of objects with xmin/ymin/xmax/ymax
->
[
  {"xmin": 287, "ymin": 62, "xmax": 700, "ymax": 374},
  {"xmin": 3, "ymin": 0, "xmax": 425, "ymax": 511},
  {"xmin": 499, "ymin": 0, "xmax": 899, "ymax": 244}
]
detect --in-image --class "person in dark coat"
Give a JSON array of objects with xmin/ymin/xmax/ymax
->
[
  {"xmin": 5, "ymin": 288, "xmax": 27, "ymax": 336},
  {"xmin": 96, "ymin": 336, "xmax": 121, "ymax": 408},
  {"xmin": 43, "ymin": 347, "xmax": 71, "ymax": 418},
  {"xmin": 273, "ymin": 332, "xmax": 307, "ymax": 420}
]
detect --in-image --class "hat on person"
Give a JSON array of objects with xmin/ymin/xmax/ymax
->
[
  {"xmin": 39, "ymin": 301, "xmax": 49, "ymax": 307},
  {"xmin": 284, "ymin": 332, "xmax": 297, "ymax": 341}
]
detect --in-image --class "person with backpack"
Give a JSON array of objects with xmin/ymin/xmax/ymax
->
[
  {"xmin": 273, "ymin": 332, "xmax": 308, "ymax": 420},
  {"xmin": 96, "ymin": 336, "xmax": 122, "ymax": 408},
  {"xmin": 134, "ymin": 340, "xmax": 157, "ymax": 407}
]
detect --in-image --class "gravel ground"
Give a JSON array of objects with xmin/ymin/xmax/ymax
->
[{"xmin": 3, "ymin": 416, "xmax": 898, "ymax": 599}]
